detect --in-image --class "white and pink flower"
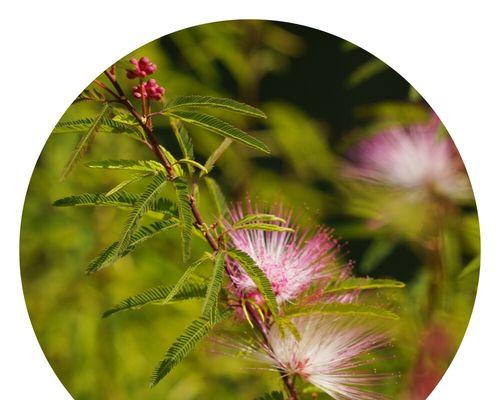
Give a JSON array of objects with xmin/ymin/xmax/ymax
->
[
  {"xmin": 226, "ymin": 203, "xmax": 342, "ymax": 304},
  {"xmin": 256, "ymin": 316, "xmax": 388, "ymax": 400},
  {"xmin": 345, "ymin": 117, "xmax": 470, "ymax": 200}
]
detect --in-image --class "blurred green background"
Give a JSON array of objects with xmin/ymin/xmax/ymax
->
[{"xmin": 20, "ymin": 21, "xmax": 479, "ymax": 399}]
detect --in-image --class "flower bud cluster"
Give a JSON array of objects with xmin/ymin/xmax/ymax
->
[{"xmin": 127, "ymin": 56, "xmax": 165, "ymax": 101}]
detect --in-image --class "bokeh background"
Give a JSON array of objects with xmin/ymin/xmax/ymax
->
[{"xmin": 20, "ymin": 20, "xmax": 479, "ymax": 399}]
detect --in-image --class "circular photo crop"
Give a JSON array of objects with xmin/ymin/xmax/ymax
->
[{"xmin": 20, "ymin": 20, "xmax": 479, "ymax": 400}]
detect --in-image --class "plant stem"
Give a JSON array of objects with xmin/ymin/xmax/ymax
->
[{"xmin": 102, "ymin": 68, "xmax": 299, "ymax": 398}]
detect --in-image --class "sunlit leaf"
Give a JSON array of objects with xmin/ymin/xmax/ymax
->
[
  {"xmin": 169, "ymin": 110, "xmax": 270, "ymax": 153},
  {"xmin": 173, "ymin": 177, "xmax": 194, "ymax": 262}
]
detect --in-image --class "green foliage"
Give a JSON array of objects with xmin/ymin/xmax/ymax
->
[
  {"xmin": 226, "ymin": 249, "xmax": 279, "ymax": 317},
  {"xmin": 459, "ymin": 254, "xmax": 480, "ymax": 279},
  {"xmin": 103, "ymin": 281, "xmax": 207, "ymax": 318},
  {"xmin": 255, "ymin": 391, "xmax": 285, "ymax": 400},
  {"xmin": 163, "ymin": 95, "xmax": 267, "ymax": 119},
  {"xmin": 168, "ymin": 110, "xmax": 270, "ymax": 154},
  {"xmin": 286, "ymin": 302, "xmax": 399, "ymax": 320},
  {"xmin": 173, "ymin": 177, "xmax": 194, "ymax": 262},
  {"xmin": 53, "ymin": 115, "xmax": 142, "ymax": 141},
  {"xmin": 204, "ymin": 177, "xmax": 227, "ymax": 217},
  {"xmin": 159, "ymin": 254, "xmax": 211, "ymax": 305},
  {"xmin": 326, "ymin": 277, "xmax": 405, "ymax": 293},
  {"xmin": 103, "ymin": 172, "xmax": 154, "ymax": 196},
  {"xmin": 201, "ymin": 252, "xmax": 225, "ymax": 321},
  {"xmin": 85, "ymin": 159, "xmax": 165, "ymax": 173},
  {"xmin": 86, "ymin": 219, "xmax": 178, "ymax": 274},
  {"xmin": 170, "ymin": 119, "xmax": 194, "ymax": 160},
  {"xmin": 60, "ymin": 103, "xmax": 110, "ymax": 181},
  {"xmin": 53, "ymin": 191, "xmax": 139, "ymax": 208},
  {"xmin": 115, "ymin": 174, "xmax": 168, "ymax": 257},
  {"xmin": 150, "ymin": 311, "xmax": 229, "ymax": 386}
]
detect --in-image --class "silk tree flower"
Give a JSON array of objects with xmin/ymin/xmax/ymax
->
[
  {"xmin": 226, "ymin": 203, "xmax": 342, "ymax": 304},
  {"xmin": 345, "ymin": 117, "xmax": 470, "ymax": 200},
  {"xmin": 255, "ymin": 316, "xmax": 388, "ymax": 400}
]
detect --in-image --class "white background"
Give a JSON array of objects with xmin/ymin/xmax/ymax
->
[{"xmin": 1, "ymin": 0, "xmax": 499, "ymax": 398}]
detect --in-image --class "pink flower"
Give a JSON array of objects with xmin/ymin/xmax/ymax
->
[
  {"xmin": 256, "ymin": 316, "xmax": 388, "ymax": 400},
  {"xmin": 132, "ymin": 79, "xmax": 165, "ymax": 101},
  {"xmin": 126, "ymin": 56, "xmax": 157, "ymax": 79},
  {"xmin": 226, "ymin": 203, "xmax": 341, "ymax": 304},
  {"xmin": 345, "ymin": 117, "xmax": 470, "ymax": 200}
]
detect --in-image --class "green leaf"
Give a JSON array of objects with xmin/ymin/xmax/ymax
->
[
  {"xmin": 255, "ymin": 392, "xmax": 285, "ymax": 400},
  {"xmin": 86, "ymin": 219, "xmax": 177, "ymax": 274},
  {"xmin": 326, "ymin": 277, "xmax": 405, "ymax": 293},
  {"xmin": 115, "ymin": 174, "xmax": 167, "ymax": 257},
  {"xmin": 359, "ymin": 239, "xmax": 397, "ymax": 273},
  {"xmin": 60, "ymin": 103, "xmax": 110, "ymax": 180},
  {"xmin": 164, "ymin": 95, "xmax": 267, "ymax": 119},
  {"xmin": 105, "ymin": 172, "xmax": 154, "ymax": 197},
  {"xmin": 173, "ymin": 177, "xmax": 194, "ymax": 262},
  {"xmin": 203, "ymin": 137, "xmax": 233, "ymax": 175},
  {"xmin": 347, "ymin": 58, "xmax": 388, "ymax": 88},
  {"xmin": 286, "ymin": 303, "xmax": 399, "ymax": 320},
  {"xmin": 150, "ymin": 311, "xmax": 229, "ymax": 386},
  {"xmin": 175, "ymin": 159, "xmax": 208, "ymax": 174},
  {"xmin": 204, "ymin": 177, "xmax": 227, "ymax": 217},
  {"xmin": 103, "ymin": 281, "xmax": 207, "ymax": 318},
  {"xmin": 233, "ymin": 213, "xmax": 287, "ymax": 227},
  {"xmin": 53, "ymin": 192, "xmax": 176, "ymax": 217},
  {"xmin": 85, "ymin": 159, "xmax": 164, "ymax": 173},
  {"xmin": 160, "ymin": 254, "xmax": 211, "ymax": 305},
  {"xmin": 169, "ymin": 110, "xmax": 270, "ymax": 154},
  {"xmin": 226, "ymin": 249, "xmax": 279, "ymax": 317},
  {"xmin": 201, "ymin": 252, "xmax": 225, "ymax": 321},
  {"xmin": 170, "ymin": 119, "xmax": 194, "ymax": 160},
  {"xmin": 234, "ymin": 223, "xmax": 294, "ymax": 233},
  {"xmin": 53, "ymin": 192, "xmax": 139, "ymax": 208},
  {"xmin": 54, "ymin": 115, "xmax": 142, "ymax": 140}
]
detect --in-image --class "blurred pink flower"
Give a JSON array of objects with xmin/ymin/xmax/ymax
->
[
  {"xmin": 226, "ymin": 203, "xmax": 341, "ymax": 304},
  {"xmin": 256, "ymin": 316, "xmax": 388, "ymax": 399},
  {"xmin": 346, "ymin": 118, "xmax": 470, "ymax": 200}
]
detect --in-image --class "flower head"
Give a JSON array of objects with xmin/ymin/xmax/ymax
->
[
  {"xmin": 226, "ymin": 203, "xmax": 341, "ymax": 304},
  {"xmin": 256, "ymin": 316, "xmax": 388, "ymax": 400},
  {"xmin": 126, "ymin": 56, "xmax": 157, "ymax": 79},
  {"xmin": 132, "ymin": 79, "xmax": 165, "ymax": 101},
  {"xmin": 345, "ymin": 117, "xmax": 470, "ymax": 200}
]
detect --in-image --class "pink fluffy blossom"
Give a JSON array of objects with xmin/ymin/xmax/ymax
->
[
  {"xmin": 226, "ymin": 203, "xmax": 341, "ymax": 304},
  {"xmin": 256, "ymin": 316, "xmax": 388, "ymax": 400},
  {"xmin": 346, "ymin": 117, "xmax": 470, "ymax": 200}
]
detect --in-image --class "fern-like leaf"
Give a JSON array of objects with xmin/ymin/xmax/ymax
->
[
  {"xmin": 163, "ymin": 95, "xmax": 267, "ymax": 119},
  {"xmin": 226, "ymin": 249, "xmax": 279, "ymax": 317},
  {"xmin": 150, "ymin": 311, "xmax": 229, "ymax": 386},
  {"xmin": 54, "ymin": 116, "xmax": 142, "ymax": 140},
  {"xmin": 173, "ymin": 177, "xmax": 194, "ymax": 262},
  {"xmin": 204, "ymin": 177, "xmax": 227, "ymax": 217},
  {"xmin": 85, "ymin": 159, "xmax": 164, "ymax": 173},
  {"xmin": 160, "ymin": 254, "xmax": 211, "ymax": 304},
  {"xmin": 103, "ymin": 281, "xmax": 207, "ymax": 317},
  {"xmin": 169, "ymin": 110, "xmax": 270, "ymax": 154},
  {"xmin": 201, "ymin": 252, "xmax": 225, "ymax": 321},
  {"xmin": 170, "ymin": 119, "xmax": 194, "ymax": 160},
  {"xmin": 60, "ymin": 103, "xmax": 110, "ymax": 180},
  {"xmin": 286, "ymin": 303, "xmax": 399, "ymax": 320},
  {"xmin": 86, "ymin": 219, "xmax": 178, "ymax": 274},
  {"xmin": 53, "ymin": 192, "xmax": 176, "ymax": 217},
  {"xmin": 115, "ymin": 174, "xmax": 167, "ymax": 256},
  {"xmin": 326, "ymin": 277, "xmax": 405, "ymax": 293}
]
